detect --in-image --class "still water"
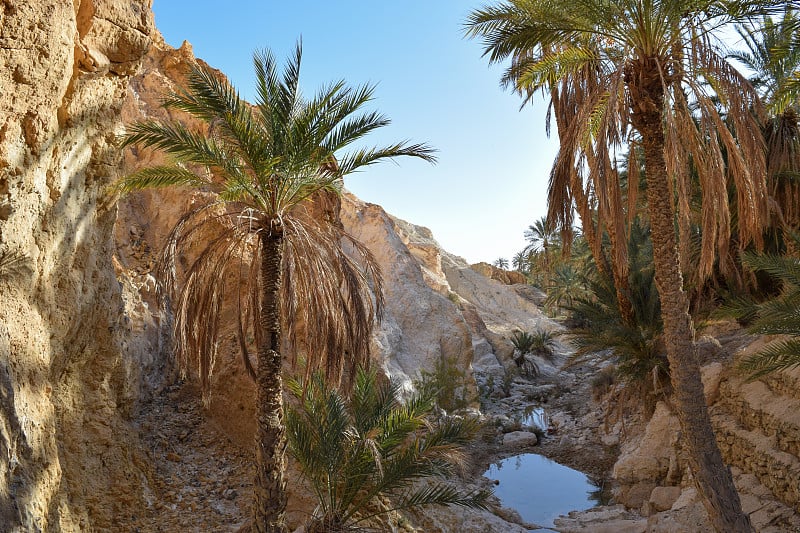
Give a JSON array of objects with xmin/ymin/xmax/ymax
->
[{"xmin": 485, "ymin": 453, "xmax": 601, "ymax": 529}]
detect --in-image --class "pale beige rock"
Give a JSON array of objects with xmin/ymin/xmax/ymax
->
[
  {"xmin": 554, "ymin": 504, "xmax": 646, "ymax": 533},
  {"xmin": 648, "ymin": 486, "xmax": 682, "ymax": 513},
  {"xmin": 340, "ymin": 194, "xmax": 475, "ymax": 393},
  {"xmin": 700, "ymin": 361, "xmax": 724, "ymax": 406},
  {"xmin": 502, "ymin": 430, "xmax": 539, "ymax": 448},
  {"xmin": 0, "ymin": 1, "xmax": 154, "ymax": 530},
  {"xmin": 612, "ymin": 402, "xmax": 680, "ymax": 500}
]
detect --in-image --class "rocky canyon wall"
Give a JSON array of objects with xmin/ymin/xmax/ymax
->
[{"xmin": 0, "ymin": 2, "xmax": 162, "ymax": 530}]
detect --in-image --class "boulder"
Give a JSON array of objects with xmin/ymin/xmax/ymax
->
[
  {"xmin": 613, "ymin": 402, "xmax": 681, "ymax": 499},
  {"xmin": 647, "ymin": 486, "xmax": 682, "ymax": 513},
  {"xmin": 502, "ymin": 430, "xmax": 539, "ymax": 448}
]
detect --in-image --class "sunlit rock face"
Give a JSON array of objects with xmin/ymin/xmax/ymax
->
[
  {"xmin": 340, "ymin": 193, "xmax": 563, "ymax": 397},
  {"xmin": 0, "ymin": 1, "xmax": 155, "ymax": 530}
]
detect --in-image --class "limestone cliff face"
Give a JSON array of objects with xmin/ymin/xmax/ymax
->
[
  {"xmin": 0, "ymin": 2, "xmax": 155, "ymax": 531},
  {"xmin": 341, "ymin": 194, "xmax": 557, "ymax": 392}
]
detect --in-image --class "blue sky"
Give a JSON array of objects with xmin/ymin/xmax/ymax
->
[{"xmin": 152, "ymin": 1, "xmax": 557, "ymax": 264}]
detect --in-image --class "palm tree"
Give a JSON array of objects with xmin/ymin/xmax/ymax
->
[
  {"xmin": 544, "ymin": 263, "xmax": 588, "ymax": 311},
  {"xmin": 467, "ymin": 2, "xmax": 781, "ymax": 531},
  {"xmin": 493, "ymin": 257, "xmax": 510, "ymax": 269},
  {"xmin": 511, "ymin": 249, "xmax": 530, "ymax": 273},
  {"xmin": 285, "ymin": 367, "xmax": 490, "ymax": 532},
  {"xmin": 117, "ymin": 44, "xmax": 435, "ymax": 533},
  {"xmin": 731, "ymin": 10, "xmax": 800, "ymax": 251},
  {"xmin": 523, "ymin": 216, "xmax": 554, "ymax": 256}
]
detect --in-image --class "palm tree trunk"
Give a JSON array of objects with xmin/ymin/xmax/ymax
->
[
  {"xmin": 629, "ymin": 60, "xmax": 752, "ymax": 533},
  {"xmin": 252, "ymin": 231, "xmax": 288, "ymax": 533}
]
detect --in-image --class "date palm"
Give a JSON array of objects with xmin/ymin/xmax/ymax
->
[
  {"xmin": 117, "ymin": 43, "xmax": 434, "ymax": 532},
  {"xmin": 467, "ymin": 1, "xmax": 783, "ymax": 531},
  {"xmin": 523, "ymin": 216, "xmax": 558, "ymax": 273},
  {"xmin": 731, "ymin": 10, "xmax": 800, "ymax": 249}
]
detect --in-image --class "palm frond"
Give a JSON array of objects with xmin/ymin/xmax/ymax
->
[
  {"xmin": 112, "ymin": 165, "xmax": 211, "ymax": 193},
  {"xmin": 738, "ymin": 338, "xmax": 800, "ymax": 379}
]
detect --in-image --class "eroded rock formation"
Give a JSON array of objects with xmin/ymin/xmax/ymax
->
[{"xmin": 0, "ymin": 1, "xmax": 157, "ymax": 530}]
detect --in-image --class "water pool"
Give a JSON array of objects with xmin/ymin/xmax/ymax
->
[{"xmin": 485, "ymin": 453, "xmax": 601, "ymax": 529}]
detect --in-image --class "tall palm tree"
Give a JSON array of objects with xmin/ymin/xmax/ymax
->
[
  {"xmin": 467, "ymin": 2, "xmax": 781, "ymax": 531},
  {"xmin": 117, "ymin": 44, "xmax": 435, "ymax": 533},
  {"xmin": 523, "ymin": 216, "xmax": 554, "ymax": 256}
]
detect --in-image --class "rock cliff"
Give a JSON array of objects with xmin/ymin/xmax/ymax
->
[{"xmin": 0, "ymin": 1, "xmax": 157, "ymax": 531}]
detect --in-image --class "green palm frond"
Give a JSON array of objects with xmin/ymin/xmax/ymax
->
[
  {"xmin": 121, "ymin": 120, "xmax": 233, "ymax": 170},
  {"xmin": 112, "ymin": 165, "xmax": 211, "ymax": 193},
  {"xmin": 286, "ymin": 368, "xmax": 489, "ymax": 530},
  {"xmin": 725, "ymin": 252, "xmax": 800, "ymax": 380},
  {"xmin": 510, "ymin": 330, "xmax": 536, "ymax": 354},
  {"xmin": 512, "ymin": 45, "xmax": 598, "ymax": 93},
  {"xmin": 739, "ymin": 338, "xmax": 800, "ymax": 379},
  {"xmin": 741, "ymin": 252, "xmax": 800, "ymax": 286}
]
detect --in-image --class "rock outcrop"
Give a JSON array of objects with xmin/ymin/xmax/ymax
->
[
  {"xmin": 578, "ymin": 326, "xmax": 800, "ymax": 532},
  {"xmin": 0, "ymin": 1, "xmax": 157, "ymax": 530}
]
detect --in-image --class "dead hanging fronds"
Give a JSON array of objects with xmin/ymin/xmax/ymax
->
[{"xmin": 147, "ymin": 196, "xmax": 386, "ymax": 402}]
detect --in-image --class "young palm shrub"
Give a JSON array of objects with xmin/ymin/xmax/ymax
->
[
  {"xmin": 529, "ymin": 328, "xmax": 556, "ymax": 360},
  {"xmin": 285, "ymin": 367, "xmax": 490, "ymax": 532},
  {"xmin": 117, "ymin": 43, "xmax": 434, "ymax": 532},
  {"xmin": 509, "ymin": 330, "xmax": 541, "ymax": 377},
  {"xmin": 720, "ymin": 252, "xmax": 800, "ymax": 379}
]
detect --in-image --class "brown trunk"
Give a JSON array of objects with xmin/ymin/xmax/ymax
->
[
  {"xmin": 629, "ymin": 59, "xmax": 752, "ymax": 533},
  {"xmin": 252, "ymin": 230, "xmax": 288, "ymax": 533}
]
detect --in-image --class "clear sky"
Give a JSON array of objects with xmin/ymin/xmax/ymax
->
[{"xmin": 151, "ymin": 1, "xmax": 558, "ymax": 265}]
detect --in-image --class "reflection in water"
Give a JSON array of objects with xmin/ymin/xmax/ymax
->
[
  {"xmin": 485, "ymin": 453, "xmax": 601, "ymax": 528},
  {"xmin": 521, "ymin": 406, "xmax": 547, "ymax": 430}
]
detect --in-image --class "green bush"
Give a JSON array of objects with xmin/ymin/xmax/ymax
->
[
  {"xmin": 416, "ymin": 355, "xmax": 473, "ymax": 413},
  {"xmin": 285, "ymin": 367, "xmax": 490, "ymax": 532}
]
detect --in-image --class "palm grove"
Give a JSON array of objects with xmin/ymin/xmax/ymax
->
[
  {"xmin": 115, "ymin": 3, "xmax": 800, "ymax": 533},
  {"xmin": 469, "ymin": 1, "xmax": 799, "ymax": 532}
]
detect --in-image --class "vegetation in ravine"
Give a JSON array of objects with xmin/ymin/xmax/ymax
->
[
  {"xmin": 285, "ymin": 367, "xmax": 490, "ymax": 533},
  {"xmin": 467, "ymin": 2, "xmax": 794, "ymax": 531}
]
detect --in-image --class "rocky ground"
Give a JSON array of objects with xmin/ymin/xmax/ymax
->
[
  {"xmin": 117, "ymin": 310, "xmax": 800, "ymax": 533},
  {"xmin": 120, "ymin": 382, "xmax": 252, "ymax": 532},
  {"xmin": 119, "ymin": 331, "xmax": 621, "ymax": 533}
]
